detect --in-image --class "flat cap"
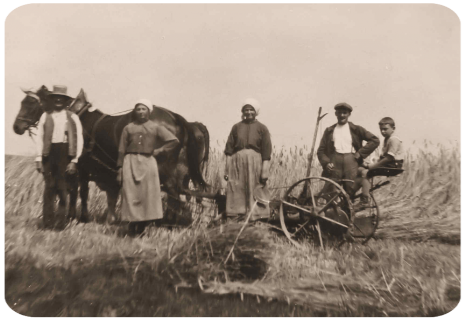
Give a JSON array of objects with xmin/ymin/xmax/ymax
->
[{"xmin": 334, "ymin": 102, "xmax": 353, "ymax": 112}]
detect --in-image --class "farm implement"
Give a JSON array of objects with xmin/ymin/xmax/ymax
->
[
  {"xmin": 255, "ymin": 166, "xmax": 403, "ymax": 248},
  {"xmin": 254, "ymin": 107, "xmax": 403, "ymax": 248}
]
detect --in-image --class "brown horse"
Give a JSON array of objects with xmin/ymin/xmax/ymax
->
[{"xmin": 13, "ymin": 85, "xmax": 208, "ymax": 224}]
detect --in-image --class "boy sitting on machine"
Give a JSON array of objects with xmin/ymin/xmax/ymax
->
[{"xmin": 354, "ymin": 117, "xmax": 404, "ymax": 211}]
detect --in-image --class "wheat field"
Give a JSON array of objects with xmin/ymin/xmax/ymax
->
[{"xmin": 4, "ymin": 140, "xmax": 460, "ymax": 316}]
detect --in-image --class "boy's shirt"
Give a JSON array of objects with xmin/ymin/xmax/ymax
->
[{"xmin": 381, "ymin": 135, "xmax": 404, "ymax": 161}]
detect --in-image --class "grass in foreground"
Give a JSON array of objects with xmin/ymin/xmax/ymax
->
[{"xmin": 4, "ymin": 142, "xmax": 461, "ymax": 316}]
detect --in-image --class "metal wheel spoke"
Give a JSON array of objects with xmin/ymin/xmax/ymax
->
[
  {"xmin": 315, "ymin": 192, "xmax": 342, "ymax": 216},
  {"xmin": 308, "ymin": 186, "xmax": 317, "ymax": 215},
  {"xmin": 292, "ymin": 219, "xmax": 311, "ymax": 236},
  {"xmin": 283, "ymin": 200, "xmax": 349, "ymax": 229},
  {"xmin": 353, "ymin": 222, "xmax": 367, "ymax": 237},
  {"xmin": 316, "ymin": 220, "xmax": 324, "ymax": 250},
  {"xmin": 282, "ymin": 200, "xmax": 316, "ymax": 217}
]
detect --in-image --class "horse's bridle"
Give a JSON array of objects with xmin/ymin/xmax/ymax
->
[
  {"xmin": 17, "ymin": 93, "xmax": 45, "ymax": 135},
  {"xmin": 75, "ymin": 102, "xmax": 93, "ymax": 117}
]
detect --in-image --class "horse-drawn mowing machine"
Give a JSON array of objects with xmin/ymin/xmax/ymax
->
[
  {"xmin": 255, "ymin": 107, "xmax": 404, "ymax": 248},
  {"xmin": 253, "ymin": 166, "xmax": 402, "ymax": 248}
]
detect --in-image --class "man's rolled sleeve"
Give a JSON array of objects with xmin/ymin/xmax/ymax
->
[{"xmin": 71, "ymin": 113, "xmax": 84, "ymax": 163}]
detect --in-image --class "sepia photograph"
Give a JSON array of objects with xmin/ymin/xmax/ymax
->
[{"xmin": 3, "ymin": 2, "xmax": 462, "ymax": 317}]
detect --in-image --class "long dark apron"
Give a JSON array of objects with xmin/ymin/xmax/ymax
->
[
  {"xmin": 121, "ymin": 154, "xmax": 163, "ymax": 222},
  {"xmin": 226, "ymin": 149, "xmax": 270, "ymax": 220}
]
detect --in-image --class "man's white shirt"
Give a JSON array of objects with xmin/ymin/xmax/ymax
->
[
  {"xmin": 333, "ymin": 123, "xmax": 354, "ymax": 153},
  {"xmin": 35, "ymin": 110, "xmax": 84, "ymax": 163}
]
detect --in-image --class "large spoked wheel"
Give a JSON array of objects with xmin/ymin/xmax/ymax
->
[
  {"xmin": 352, "ymin": 193, "xmax": 380, "ymax": 244},
  {"xmin": 279, "ymin": 177, "xmax": 354, "ymax": 248}
]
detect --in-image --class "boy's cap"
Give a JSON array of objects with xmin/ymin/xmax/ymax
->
[{"xmin": 334, "ymin": 102, "xmax": 353, "ymax": 112}]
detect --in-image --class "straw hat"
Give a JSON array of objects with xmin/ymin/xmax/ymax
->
[{"xmin": 49, "ymin": 85, "xmax": 72, "ymax": 99}]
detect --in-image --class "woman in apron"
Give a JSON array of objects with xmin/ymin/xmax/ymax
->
[
  {"xmin": 117, "ymin": 99, "xmax": 179, "ymax": 236},
  {"xmin": 224, "ymin": 98, "xmax": 272, "ymax": 221}
]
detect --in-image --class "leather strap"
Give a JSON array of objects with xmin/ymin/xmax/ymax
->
[{"xmin": 86, "ymin": 114, "xmax": 108, "ymax": 153}]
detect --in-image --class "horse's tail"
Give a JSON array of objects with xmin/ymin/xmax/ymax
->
[
  {"xmin": 172, "ymin": 114, "xmax": 208, "ymax": 189},
  {"xmin": 192, "ymin": 121, "xmax": 210, "ymax": 178},
  {"xmin": 195, "ymin": 121, "xmax": 210, "ymax": 163}
]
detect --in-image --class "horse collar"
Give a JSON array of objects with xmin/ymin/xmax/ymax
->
[
  {"xmin": 76, "ymin": 103, "xmax": 92, "ymax": 117},
  {"xmin": 86, "ymin": 113, "xmax": 108, "ymax": 154}
]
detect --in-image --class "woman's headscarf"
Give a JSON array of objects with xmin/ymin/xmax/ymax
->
[
  {"xmin": 241, "ymin": 98, "xmax": 260, "ymax": 113},
  {"xmin": 134, "ymin": 98, "xmax": 153, "ymax": 114}
]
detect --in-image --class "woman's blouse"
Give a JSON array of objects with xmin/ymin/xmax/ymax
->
[
  {"xmin": 224, "ymin": 120, "xmax": 272, "ymax": 161},
  {"xmin": 117, "ymin": 121, "xmax": 178, "ymax": 167}
]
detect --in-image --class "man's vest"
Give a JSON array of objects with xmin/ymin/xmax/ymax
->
[{"xmin": 42, "ymin": 110, "xmax": 78, "ymax": 157}]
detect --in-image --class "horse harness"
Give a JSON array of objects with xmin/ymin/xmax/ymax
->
[{"xmin": 77, "ymin": 103, "xmax": 119, "ymax": 174}]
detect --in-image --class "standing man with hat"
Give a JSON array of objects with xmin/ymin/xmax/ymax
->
[
  {"xmin": 35, "ymin": 85, "xmax": 84, "ymax": 229},
  {"xmin": 317, "ymin": 102, "xmax": 379, "ymax": 206}
]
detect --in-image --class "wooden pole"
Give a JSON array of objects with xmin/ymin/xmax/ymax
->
[
  {"xmin": 306, "ymin": 107, "xmax": 326, "ymax": 177},
  {"xmin": 303, "ymin": 107, "xmax": 327, "ymax": 197}
]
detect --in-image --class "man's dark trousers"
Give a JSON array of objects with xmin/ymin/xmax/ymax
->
[
  {"xmin": 42, "ymin": 143, "xmax": 78, "ymax": 228},
  {"xmin": 325, "ymin": 152, "xmax": 359, "ymax": 197}
]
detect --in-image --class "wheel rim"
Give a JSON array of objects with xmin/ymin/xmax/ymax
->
[
  {"xmin": 279, "ymin": 177, "xmax": 354, "ymax": 247},
  {"xmin": 352, "ymin": 193, "xmax": 380, "ymax": 244}
]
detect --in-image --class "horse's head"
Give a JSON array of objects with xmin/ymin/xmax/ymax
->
[{"xmin": 13, "ymin": 85, "xmax": 51, "ymax": 135}]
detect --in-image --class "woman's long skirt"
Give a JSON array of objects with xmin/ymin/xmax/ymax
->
[
  {"xmin": 226, "ymin": 149, "xmax": 270, "ymax": 219},
  {"xmin": 121, "ymin": 154, "xmax": 163, "ymax": 222}
]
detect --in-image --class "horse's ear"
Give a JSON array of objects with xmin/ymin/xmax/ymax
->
[
  {"xmin": 81, "ymin": 89, "xmax": 89, "ymax": 104},
  {"xmin": 69, "ymin": 88, "xmax": 88, "ymax": 113},
  {"xmin": 76, "ymin": 89, "xmax": 88, "ymax": 103},
  {"xmin": 20, "ymin": 86, "xmax": 33, "ymax": 94}
]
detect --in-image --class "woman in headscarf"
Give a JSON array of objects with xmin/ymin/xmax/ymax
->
[
  {"xmin": 117, "ymin": 99, "xmax": 179, "ymax": 236},
  {"xmin": 224, "ymin": 98, "xmax": 272, "ymax": 220}
]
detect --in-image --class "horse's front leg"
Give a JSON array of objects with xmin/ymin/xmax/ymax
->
[
  {"xmin": 182, "ymin": 175, "xmax": 191, "ymax": 202},
  {"xmin": 67, "ymin": 172, "xmax": 79, "ymax": 221},
  {"xmin": 105, "ymin": 185, "xmax": 120, "ymax": 225},
  {"xmin": 163, "ymin": 179, "xmax": 181, "ymax": 225},
  {"xmin": 78, "ymin": 170, "xmax": 91, "ymax": 223}
]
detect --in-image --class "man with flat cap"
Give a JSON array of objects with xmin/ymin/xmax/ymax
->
[
  {"xmin": 317, "ymin": 102, "xmax": 379, "ymax": 206},
  {"xmin": 35, "ymin": 85, "xmax": 84, "ymax": 229}
]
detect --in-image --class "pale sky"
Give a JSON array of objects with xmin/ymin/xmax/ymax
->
[{"xmin": 4, "ymin": 3, "xmax": 460, "ymax": 156}]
